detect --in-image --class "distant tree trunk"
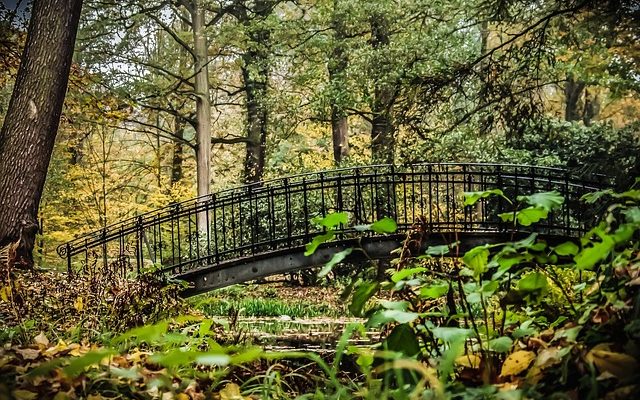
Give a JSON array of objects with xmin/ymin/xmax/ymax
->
[
  {"xmin": 0, "ymin": 0, "xmax": 83, "ymax": 266},
  {"xmin": 328, "ymin": 0, "xmax": 349, "ymax": 165},
  {"xmin": 191, "ymin": 0, "xmax": 211, "ymax": 200},
  {"xmin": 241, "ymin": 0, "xmax": 270, "ymax": 184},
  {"xmin": 583, "ymin": 89, "xmax": 600, "ymax": 126},
  {"xmin": 190, "ymin": 0, "xmax": 212, "ymax": 232},
  {"xmin": 171, "ymin": 118, "xmax": 184, "ymax": 184},
  {"xmin": 370, "ymin": 13, "xmax": 395, "ymax": 165},
  {"xmin": 564, "ymin": 75, "xmax": 585, "ymax": 122}
]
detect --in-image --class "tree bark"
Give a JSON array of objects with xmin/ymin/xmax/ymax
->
[
  {"xmin": 370, "ymin": 13, "xmax": 395, "ymax": 165},
  {"xmin": 328, "ymin": 0, "xmax": 349, "ymax": 165},
  {"xmin": 171, "ymin": 117, "xmax": 185, "ymax": 184},
  {"xmin": 191, "ymin": 0, "xmax": 211, "ymax": 198},
  {"xmin": 191, "ymin": 0, "xmax": 212, "ymax": 231},
  {"xmin": 564, "ymin": 75, "xmax": 585, "ymax": 122},
  {"xmin": 0, "ymin": 0, "xmax": 84, "ymax": 265},
  {"xmin": 582, "ymin": 88, "xmax": 600, "ymax": 126},
  {"xmin": 241, "ymin": 0, "xmax": 270, "ymax": 184}
]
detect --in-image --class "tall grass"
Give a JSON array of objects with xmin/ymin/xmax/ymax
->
[{"xmin": 195, "ymin": 297, "xmax": 343, "ymax": 318}]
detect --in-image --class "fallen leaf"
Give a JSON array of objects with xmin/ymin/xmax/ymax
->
[
  {"xmin": 16, "ymin": 348, "xmax": 40, "ymax": 361},
  {"xmin": 12, "ymin": 390, "xmax": 38, "ymax": 400},
  {"xmin": 34, "ymin": 332, "xmax": 49, "ymax": 349},
  {"xmin": 74, "ymin": 296, "xmax": 84, "ymax": 312},
  {"xmin": 455, "ymin": 354, "xmax": 481, "ymax": 369},
  {"xmin": 500, "ymin": 350, "xmax": 536, "ymax": 377},
  {"xmin": 586, "ymin": 343, "xmax": 639, "ymax": 383}
]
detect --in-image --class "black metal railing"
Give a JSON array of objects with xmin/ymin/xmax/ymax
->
[{"xmin": 57, "ymin": 163, "xmax": 611, "ymax": 277}]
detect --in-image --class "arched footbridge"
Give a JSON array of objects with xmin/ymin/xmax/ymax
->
[{"xmin": 58, "ymin": 163, "xmax": 611, "ymax": 296}]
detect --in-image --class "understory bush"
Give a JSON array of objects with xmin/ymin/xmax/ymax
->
[{"xmin": 0, "ymin": 257, "xmax": 186, "ymax": 344}]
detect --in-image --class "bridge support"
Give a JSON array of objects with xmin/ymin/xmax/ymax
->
[{"xmin": 178, "ymin": 232, "xmax": 569, "ymax": 296}]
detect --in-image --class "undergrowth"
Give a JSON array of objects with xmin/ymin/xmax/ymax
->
[{"xmin": 1, "ymin": 182, "xmax": 639, "ymax": 399}]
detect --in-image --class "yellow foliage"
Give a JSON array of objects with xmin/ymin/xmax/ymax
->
[{"xmin": 500, "ymin": 350, "xmax": 536, "ymax": 377}]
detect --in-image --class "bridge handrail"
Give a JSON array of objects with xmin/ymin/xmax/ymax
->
[{"xmin": 56, "ymin": 162, "xmax": 612, "ymax": 258}]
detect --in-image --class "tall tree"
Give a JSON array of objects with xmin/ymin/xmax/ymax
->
[
  {"xmin": 369, "ymin": 11, "xmax": 395, "ymax": 164},
  {"xmin": 233, "ymin": 0, "xmax": 274, "ymax": 183},
  {"xmin": 0, "ymin": 0, "xmax": 84, "ymax": 265},
  {"xmin": 328, "ymin": 0, "xmax": 349, "ymax": 165}
]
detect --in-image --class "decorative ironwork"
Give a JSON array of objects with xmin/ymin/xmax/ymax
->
[{"xmin": 57, "ymin": 163, "xmax": 611, "ymax": 280}]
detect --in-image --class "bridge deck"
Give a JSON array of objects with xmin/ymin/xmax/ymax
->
[{"xmin": 57, "ymin": 163, "xmax": 610, "ymax": 294}]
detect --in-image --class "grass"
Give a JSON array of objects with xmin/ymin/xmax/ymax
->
[
  {"xmin": 194, "ymin": 297, "xmax": 341, "ymax": 318},
  {"xmin": 190, "ymin": 283, "xmax": 345, "ymax": 318}
]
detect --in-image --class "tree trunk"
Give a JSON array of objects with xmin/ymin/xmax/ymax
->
[
  {"xmin": 0, "ymin": 0, "xmax": 83, "ymax": 266},
  {"xmin": 370, "ymin": 14, "xmax": 395, "ymax": 165},
  {"xmin": 564, "ymin": 75, "xmax": 585, "ymax": 122},
  {"xmin": 171, "ymin": 117, "xmax": 184, "ymax": 184},
  {"xmin": 369, "ymin": 13, "xmax": 396, "ymax": 221},
  {"xmin": 192, "ymin": 0, "xmax": 211, "ymax": 198},
  {"xmin": 583, "ymin": 88, "xmax": 600, "ymax": 127},
  {"xmin": 328, "ymin": 0, "xmax": 349, "ymax": 165},
  {"xmin": 191, "ymin": 0, "xmax": 212, "ymax": 231},
  {"xmin": 241, "ymin": 0, "xmax": 270, "ymax": 184}
]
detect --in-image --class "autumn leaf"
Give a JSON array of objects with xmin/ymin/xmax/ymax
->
[
  {"xmin": 12, "ymin": 390, "xmax": 38, "ymax": 400},
  {"xmin": 34, "ymin": 332, "xmax": 49, "ymax": 349},
  {"xmin": 585, "ymin": 343, "xmax": 640, "ymax": 383},
  {"xmin": 220, "ymin": 383, "xmax": 246, "ymax": 400},
  {"xmin": 500, "ymin": 351, "xmax": 536, "ymax": 377},
  {"xmin": 16, "ymin": 348, "xmax": 41, "ymax": 361}
]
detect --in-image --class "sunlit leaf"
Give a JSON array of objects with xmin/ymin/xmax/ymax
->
[
  {"xmin": 553, "ymin": 241, "xmax": 579, "ymax": 256},
  {"xmin": 489, "ymin": 336, "xmax": 513, "ymax": 353},
  {"xmin": 419, "ymin": 282, "xmax": 449, "ymax": 299},
  {"xmin": 500, "ymin": 350, "xmax": 535, "ymax": 377},
  {"xmin": 517, "ymin": 191, "xmax": 564, "ymax": 210},
  {"xmin": 310, "ymin": 212, "xmax": 348, "ymax": 229},
  {"xmin": 463, "ymin": 189, "xmax": 506, "ymax": 206},
  {"xmin": 517, "ymin": 272, "xmax": 548, "ymax": 293},
  {"xmin": 304, "ymin": 231, "xmax": 335, "ymax": 256},
  {"xmin": 317, "ymin": 248, "xmax": 352, "ymax": 278},
  {"xmin": 369, "ymin": 217, "xmax": 397, "ymax": 234},
  {"xmin": 391, "ymin": 267, "xmax": 426, "ymax": 283},
  {"xmin": 463, "ymin": 246, "xmax": 490, "ymax": 278},
  {"xmin": 499, "ymin": 206, "xmax": 549, "ymax": 226}
]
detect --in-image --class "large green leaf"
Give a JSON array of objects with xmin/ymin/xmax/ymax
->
[
  {"xmin": 499, "ymin": 206, "xmax": 549, "ymax": 226},
  {"xmin": 463, "ymin": 246, "xmax": 490, "ymax": 278},
  {"xmin": 310, "ymin": 212, "xmax": 348, "ymax": 229},
  {"xmin": 349, "ymin": 281, "xmax": 380, "ymax": 317},
  {"xmin": 113, "ymin": 320, "xmax": 169, "ymax": 344},
  {"xmin": 420, "ymin": 282, "xmax": 450, "ymax": 299},
  {"xmin": 317, "ymin": 248, "xmax": 352, "ymax": 278},
  {"xmin": 553, "ymin": 241, "xmax": 579, "ymax": 256},
  {"xmin": 368, "ymin": 309, "xmax": 420, "ymax": 327},
  {"xmin": 517, "ymin": 272, "xmax": 548, "ymax": 293},
  {"xmin": 489, "ymin": 336, "xmax": 513, "ymax": 353},
  {"xmin": 431, "ymin": 327, "xmax": 472, "ymax": 343},
  {"xmin": 370, "ymin": 217, "xmax": 398, "ymax": 233},
  {"xmin": 391, "ymin": 267, "xmax": 427, "ymax": 283},
  {"xmin": 517, "ymin": 191, "xmax": 564, "ymax": 211},
  {"xmin": 463, "ymin": 189, "xmax": 506, "ymax": 206},
  {"xmin": 304, "ymin": 231, "xmax": 335, "ymax": 256},
  {"xmin": 574, "ymin": 237, "xmax": 615, "ymax": 270},
  {"xmin": 385, "ymin": 324, "xmax": 421, "ymax": 357},
  {"xmin": 424, "ymin": 243, "xmax": 453, "ymax": 256},
  {"xmin": 194, "ymin": 353, "xmax": 231, "ymax": 366}
]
